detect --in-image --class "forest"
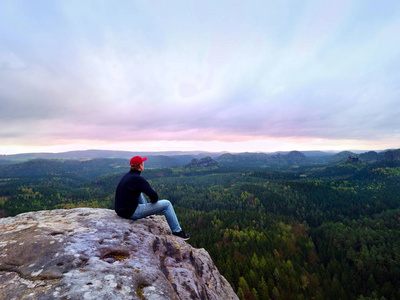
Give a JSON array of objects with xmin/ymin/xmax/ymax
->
[{"xmin": 0, "ymin": 150, "xmax": 399, "ymax": 300}]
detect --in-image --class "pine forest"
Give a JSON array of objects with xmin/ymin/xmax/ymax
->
[{"xmin": 1, "ymin": 150, "xmax": 399, "ymax": 300}]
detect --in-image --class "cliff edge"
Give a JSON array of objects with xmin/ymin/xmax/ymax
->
[{"xmin": 0, "ymin": 208, "xmax": 238, "ymax": 300}]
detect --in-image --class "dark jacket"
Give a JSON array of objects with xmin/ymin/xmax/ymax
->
[{"xmin": 114, "ymin": 170, "xmax": 158, "ymax": 218}]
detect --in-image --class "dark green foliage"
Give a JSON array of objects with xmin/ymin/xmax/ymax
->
[{"xmin": 1, "ymin": 156, "xmax": 400, "ymax": 299}]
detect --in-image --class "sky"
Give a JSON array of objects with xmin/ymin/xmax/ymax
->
[{"xmin": 1, "ymin": 0, "xmax": 400, "ymax": 155}]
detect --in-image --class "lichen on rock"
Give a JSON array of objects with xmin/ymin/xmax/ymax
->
[{"xmin": 0, "ymin": 208, "xmax": 238, "ymax": 299}]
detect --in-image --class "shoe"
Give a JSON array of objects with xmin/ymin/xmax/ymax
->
[{"xmin": 173, "ymin": 230, "xmax": 190, "ymax": 240}]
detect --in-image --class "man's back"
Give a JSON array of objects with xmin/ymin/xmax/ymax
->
[{"xmin": 114, "ymin": 170, "xmax": 158, "ymax": 218}]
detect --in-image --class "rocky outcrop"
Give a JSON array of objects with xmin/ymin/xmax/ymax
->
[
  {"xmin": 0, "ymin": 208, "xmax": 238, "ymax": 300},
  {"xmin": 186, "ymin": 157, "xmax": 219, "ymax": 168},
  {"xmin": 347, "ymin": 154, "xmax": 359, "ymax": 163},
  {"xmin": 384, "ymin": 148, "xmax": 400, "ymax": 161}
]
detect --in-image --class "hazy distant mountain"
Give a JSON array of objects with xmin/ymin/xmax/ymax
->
[
  {"xmin": 329, "ymin": 151, "xmax": 356, "ymax": 164},
  {"xmin": 0, "ymin": 150, "xmax": 222, "ymax": 164},
  {"xmin": 215, "ymin": 152, "xmax": 271, "ymax": 166},
  {"xmin": 358, "ymin": 151, "xmax": 380, "ymax": 162},
  {"xmin": 301, "ymin": 150, "xmax": 335, "ymax": 157},
  {"xmin": 216, "ymin": 151, "xmax": 312, "ymax": 167},
  {"xmin": 0, "ymin": 158, "xmax": 127, "ymax": 179},
  {"xmin": 284, "ymin": 151, "xmax": 308, "ymax": 164},
  {"xmin": 1, "ymin": 149, "xmax": 398, "ymax": 170}
]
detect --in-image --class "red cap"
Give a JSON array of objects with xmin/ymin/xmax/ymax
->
[{"xmin": 130, "ymin": 156, "xmax": 147, "ymax": 165}]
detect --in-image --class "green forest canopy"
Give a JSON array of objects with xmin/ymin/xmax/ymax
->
[{"xmin": 1, "ymin": 152, "xmax": 400, "ymax": 300}]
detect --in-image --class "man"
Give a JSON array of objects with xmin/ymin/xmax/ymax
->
[{"xmin": 115, "ymin": 156, "xmax": 190, "ymax": 240}]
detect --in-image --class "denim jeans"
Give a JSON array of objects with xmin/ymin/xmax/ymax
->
[{"xmin": 130, "ymin": 194, "xmax": 182, "ymax": 233}]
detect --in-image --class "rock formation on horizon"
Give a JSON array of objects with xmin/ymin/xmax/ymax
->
[
  {"xmin": 0, "ymin": 208, "xmax": 238, "ymax": 300},
  {"xmin": 186, "ymin": 156, "xmax": 219, "ymax": 169}
]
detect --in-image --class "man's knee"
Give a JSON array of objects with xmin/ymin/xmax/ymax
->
[
  {"xmin": 159, "ymin": 199, "xmax": 172, "ymax": 210},
  {"xmin": 161, "ymin": 199, "xmax": 171, "ymax": 206}
]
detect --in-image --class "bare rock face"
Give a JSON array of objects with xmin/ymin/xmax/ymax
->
[{"xmin": 0, "ymin": 208, "xmax": 238, "ymax": 300}]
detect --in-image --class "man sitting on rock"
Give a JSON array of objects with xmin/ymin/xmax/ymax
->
[{"xmin": 114, "ymin": 156, "xmax": 190, "ymax": 240}]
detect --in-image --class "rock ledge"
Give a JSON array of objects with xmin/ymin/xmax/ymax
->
[{"xmin": 0, "ymin": 208, "xmax": 238, "ymax": 300}]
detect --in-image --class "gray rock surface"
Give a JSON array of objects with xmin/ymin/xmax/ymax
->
[{"xmin": 0, "ymin": 208, "xmax": 238, "ymax": 300}]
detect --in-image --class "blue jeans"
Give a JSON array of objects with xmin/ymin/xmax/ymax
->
[{"xmin": 130, "ymin": 194, "xmax": 182, "ymax": 233}]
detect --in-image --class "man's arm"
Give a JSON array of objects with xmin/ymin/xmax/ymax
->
[{"xmin": 141, "ymin": 178, "xmax": 159, "ymax": 203}]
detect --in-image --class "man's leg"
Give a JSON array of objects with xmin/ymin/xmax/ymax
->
[
  {"xmin": 138, "ymin": 193, "xmax": 147, "ymax": 204},
  {"xmin": 131, "ymin": 199, "xmax": 182, "ymax": 233}
]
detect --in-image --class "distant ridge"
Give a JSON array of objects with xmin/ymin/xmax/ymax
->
[
  {"xmin": 2, "ymin": 148, "xmax": 392, "ymax": 160},
  {"xmin": 0, "ymin": 149, "xmax": 226, "ymax": 161},
  {"xmin": 1, "ymin": 148, "xmax": 398, "ymax": 169}
]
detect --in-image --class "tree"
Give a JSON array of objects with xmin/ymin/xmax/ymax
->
[
  {"xmin": 271, "ymin": 287, "xmax": 280, "ymax": 300},
  {"xmin": 237, "ymin": 287, "xmax": 245, "ymax": 300},
  {"xmin": 258, "ymin": 277, "xmax": 269, "ymax": 299}
]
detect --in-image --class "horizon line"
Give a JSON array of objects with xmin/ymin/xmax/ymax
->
[{"xmin": 1, "ymin": 147, "xmax": 396, "ymax": 157}]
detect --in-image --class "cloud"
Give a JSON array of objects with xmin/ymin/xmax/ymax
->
[{"xmin": 1, "ymin": 0, "xmax": 400, "ymax": 153}]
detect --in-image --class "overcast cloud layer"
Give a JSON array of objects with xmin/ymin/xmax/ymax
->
[{"xmin": 1, "ymin": 0, "xmax": 400, "ymax": 154}]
